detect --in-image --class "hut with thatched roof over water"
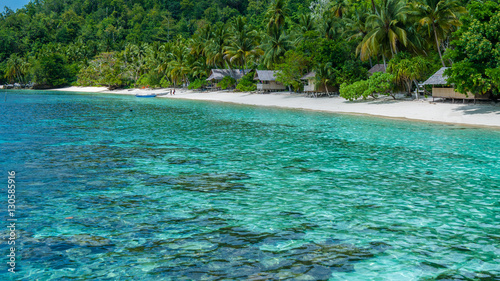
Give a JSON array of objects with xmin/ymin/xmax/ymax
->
[{"xmin": 254, "ymin": 70, "xmax": 286, "ymax": 92}]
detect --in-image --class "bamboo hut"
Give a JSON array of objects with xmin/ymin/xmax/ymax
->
[
  {"xmin": 254, "ymin": 70, "xmax": 286, "ymax": 92},
  {"xmin": 422, "ymin": 67, "xmax": 490, "ymax": 102}
]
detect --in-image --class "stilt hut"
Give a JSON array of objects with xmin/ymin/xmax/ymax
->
[
  {"xmin": 422, "ymin": 67, "xmax": 490, "ymax": 103},
  {"xmin": 254, "ymin": 70, "xmax": 286, "ymax": 92},
  {"xmin": 301, "ymin": 72, "xmax": 327, "ymax": 93}
]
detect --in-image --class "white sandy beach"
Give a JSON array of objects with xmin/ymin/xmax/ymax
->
[{"xmin": 51, "ymin": 86, "xmax": 500, "ymax": 128}]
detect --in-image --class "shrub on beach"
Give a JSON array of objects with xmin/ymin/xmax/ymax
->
[
  {"xmin": 340, "ymin": 72, "xmax": 395, "ymax": 101},
  {"xmin": 160, "ymin": 77, "xmax": 172, "ymax": 88},
  {"xmin": 235, "ymin": 72, "xmax": 256, "ymax": 92},
  {"xmin": 188, "ymin": 79, "xmax": 207, "ymax": 90},
  {"xmin": 218, "ymin": 76, "xmax": 236, "ymax": 90},
  {"xmin": 340, "ymin": 80, "xmax": 369, "ymax": 101}
]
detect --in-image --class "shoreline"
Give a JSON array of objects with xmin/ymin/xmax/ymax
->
[{"xmin": 49, "ymin": 86, "xmax": 500, "ymax": 129}]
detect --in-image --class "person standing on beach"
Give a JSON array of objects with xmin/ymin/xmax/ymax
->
[{"xmin": 173, "ymin": 89, "xmax": 175, "ymax": 95}]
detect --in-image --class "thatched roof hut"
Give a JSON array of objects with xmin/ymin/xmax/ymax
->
[
  {"xmin": 422, "ymin": 67, "xmax": 490, "ymax": 101},
  {"xmin": 422, "ymin": 67, "xmax": 448, "ymax": 85},
  {"xmin": 300, "ymin": 72, "xmax": 329, "ymax": 93},
  {"xmin": 254, "ymin": 70, "xmax": 279, "ymax": 81},
  {"xmin": 300, "ymin": 71, "xmax": 316, "ymax": 80},
  {"xmin": 368, "ymin": 64, "xmax": 386, "ymax": 76},
  {"xmin": 254, "ymin": 70, "xmax": 286, "ymax": 91},
  {"xmin": 206, "ymin": 69, "xmax": 251, "ymax": 81}
]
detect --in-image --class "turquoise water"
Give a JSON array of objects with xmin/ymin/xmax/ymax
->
[{"xmin": 1, "ymin": 91, "xmax": 499, "ymax": 280}]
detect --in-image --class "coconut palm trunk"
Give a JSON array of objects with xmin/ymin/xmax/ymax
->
[
  {"xmin": 433, "ymin": 23, "xmax": 445, "ymax": 67},
  {"xmin": 370, "ymin": 0, "xmax": 377, "ymax": 13}
]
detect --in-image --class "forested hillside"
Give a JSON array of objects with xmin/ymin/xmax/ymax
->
[{"xmin": 1, "ymin": 0, "xmax": 499, "ymax": 97}]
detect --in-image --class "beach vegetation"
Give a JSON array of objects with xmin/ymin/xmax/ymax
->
[
  {"xmin": 275, "ymin": 50, "xmax": 311, "ymax": 92},
  {"xmin": 387, "ymin": 53, "xmax": 434, "ymax": 96},
  {"xmin": 236, "ymin": 72, "xmax": 257, "ymax": 92},
  {"xmin": 188, "ymin": 79, "xmax": 208, "ymax": 90},
  {"xmin": 444, "ymin": 1, "xmax": 500, "ymax": 96},
  {"xmin": 32, "ymin": 53, "xmax": 71, "ymax": 88},
  {"xmin": 340, "ymin": 72, "xmax": 395, "ymax": 100},
  {"xmin": 219, "ymin": 76, "xmax": 237, "ymax": 90},
  {"xmin": 0, "ymin": 0, "xmax": 496, "ymax": 97}
]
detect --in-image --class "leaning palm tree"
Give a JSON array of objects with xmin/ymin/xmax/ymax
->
[
  {"xmin": 261, "ymin": 25, "xmax": 292, "ymax": 69},
  {"xmin": 410, "ymin": 0, "xmax": 466, "ymax": 66},
  {"xmin": 358, "ymin": 0, "xmax": 409, "ymax": 65}
]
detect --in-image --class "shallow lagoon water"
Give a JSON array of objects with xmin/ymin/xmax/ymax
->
[{"xmin": 0, "ymin": 91, "xmax": 499, "ymax": 280}]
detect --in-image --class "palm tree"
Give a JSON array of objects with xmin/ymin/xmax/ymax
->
[
  {"xmin": 156, "ymin": 42, "xmax": 173, "ymax": 76},
  {"xmin": 4, "ymin": 54, "xmax": 29, "ymax": 83},
  {"xmin": 224, "ymin": 17, "xmax": 260, "ymax": 70},
  {"xmin": 330, "ymin": 0, "xmax": 349, "ymax": 18},
  {"xmin": 205, "ymin": 22, "xmax": 230, "ymax": 68},
  {"xmin": 266, "ymin": 0, "xmax": 290, "ymax": 31},
  {"xmin": 344, "ymin": 7, "xmax": 373, "ymax": 66},
  {"xmin": 168, "ymin": 41, "xmax": 190, "ymax": 87},
  {"xmin": 358, "ymin": 0, "xmax": 409, "ymax": 65},
  {"xmin": 298, "ymin": 13, "xmax": 316, "ymax": 34},
  {"xmin": 261, "ymin": 25, "xmax": 292, "ymax": 69},
  {"xmin": 314, "ymin": 62, "xmax": 334, "ymax": 94},
  {"xmin": 122, "ymin": 43, "xmax": 148, "ymax": 85},
  {"xmin": 344, "ymin": 6, "xmax": 370, "ymax": 42},
  {"xmin": 293, "ymin": 13, "xmax": 317, "ymax": 43},
  {"xmin": 411, "ymin": 0, "xmax": 466, "ymax": 66},
  {"xmin": 190, "ymin": 24, "xmax": 212, "ymax": 58},
  {"xmin": 322, "ymin": 12, "xmax": 342, "ymax": 40}
]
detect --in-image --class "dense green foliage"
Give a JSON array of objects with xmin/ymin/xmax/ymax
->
[
  {"xmin": 339, "ymin": 79, "xmax": 370, "ymax": 101},
  {"xmin": 444, "ymin": 1, "xmax": 500, "ymax": 97},
  {"xmin": 275, "ymin": 50, "xmax": 311, "ymax": 91},
  {"xmin": 340, "ymin": 72, "xmax": 395, "ymax": 100},
  {"xmin": 188, "ymin": 79, "xmax": 207, "ymax": 90},
  {"xmin": 32, "ymin": 53, "xmax": 71, "ymax": 88},
  {"xmin": 219, "ymin": 76, "xmax": 236, "ymax": 90},
  {"xmin": 387, "ymin": 53, "xmax": 434, "ymax": 95},
  {"xmin": 0, "ymin": 0, "xmax": 497, "ymax": 98},
  {"xmin": 236, "ymin": 72, "xmax": 257, "ymax": 92}
]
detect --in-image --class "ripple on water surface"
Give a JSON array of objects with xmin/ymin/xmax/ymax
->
[{"xmin": 0, "ymin": 91, "xmax": 499, "ymax": 280}]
